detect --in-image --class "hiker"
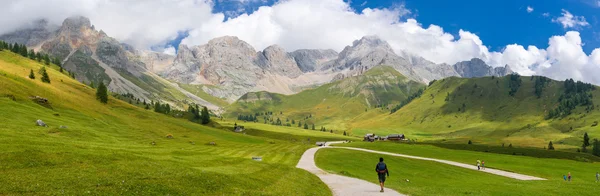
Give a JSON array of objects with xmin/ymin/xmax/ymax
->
[
  {"xmin": 375, "ymin": 157, "xmax": 389, "ymax": 193},
  {"xmin": 563, "ymin": 175, "xmax": 567, "ymax": 181},
  {"xmin": 481, "ymin": 160, "xmax": 485, "ymax": 170},
  {"xmin": 476, "ymin": 160, "xmax": 481, "ymax": 170},
  {"xmin": 568, "ymin": 172, "xmax": 571, "ymax": 182},
  {"xmin": 596, "ymin": 172, "xmax": 599, "ymax": 182}
]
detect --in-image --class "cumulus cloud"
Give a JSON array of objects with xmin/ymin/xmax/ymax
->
[
  {"xmin": 552, "ymin": 9, "xmax": 589, "ymax": 29},
  {"xmin": 1, "ymin": 0, "xmax": 600, "ymax": 85},
  {"xmin": 0, "ymin": 0, "xmax": 216, "ymax": 49},
  {"xmin": 163, "ymin": 46, "xmax": 177, "ymax": 56},
  {"xmin": 542, "ymin": 12, "xmax": 550, "ymax": 17},
  {"xmin": 526, "ymin": 6, "xmax": 534, "ymax": 13}
]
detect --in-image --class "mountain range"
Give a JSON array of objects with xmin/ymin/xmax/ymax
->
[{"xmin": 1, "ymin": 16, "xmax": 513, "ymax": 108}]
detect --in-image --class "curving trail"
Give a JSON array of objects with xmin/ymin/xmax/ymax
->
[
  {"xmin": 296, "ymin": 144, "xmax": 404, "ymax": 196},
  {"xmin": 297, "ymin": 141, "xmax": 546, "ymax": 195}
]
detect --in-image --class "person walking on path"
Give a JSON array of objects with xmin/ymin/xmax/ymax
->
[
  {"xmin": 375, "ymin": 157, "xmax": 389, "ymax": 193},
  {"xmin": 563, "ymin": 175, "xmax": 567, "ymax": 181},
  {"xmin": 476, "ymin": 160, "xmax": 481, "ymax": 170},
  {"xmin": 568, "ymin": 172, "xmax": 571, "ymax": 182},
  {"xmin": 481, "ymin": 160, "xmax": 485, "ymax": 170},
  {"xmin": 596, "ymin": 172, "xmax": 599, "ymax": 182}
]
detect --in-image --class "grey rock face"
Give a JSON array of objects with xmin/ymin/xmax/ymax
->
[
  {"xmin": 36, "ymin": 119, "xmax": 47, "ymax": 127},
  {"xmin": 328, "ymin": 35, "xmax": 422, "ymax": 82},
  {"xmin": 256, "ymin": 45, "xmax": 302, "ymax": 78},
  {"xmin": 0, "ymin": 19, "xmax": 58, "ymax": 47},
  {"xmin": 453, "ymin": 58, "xmax": 513, "ymax": 78},
  {"xmin": 289, "ymin": 49, "xmax": 338, "ymax": 72}
]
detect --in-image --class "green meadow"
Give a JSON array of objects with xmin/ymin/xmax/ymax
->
[{"xmin": 0, "ymin": 51, "xmax": 331, "ymax": 195}]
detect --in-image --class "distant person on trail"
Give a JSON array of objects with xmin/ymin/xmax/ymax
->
[
  {"xmin": 563, "ymin": 175, "xmax": 567, "ymax": 181},
  {"xmin": 568, "ymin": 172, "xmax": 571, "ymax": 182},
  {"xmin": 376, "ymin": 157, "xmax": 389, "ymax": 193},
  {"xmin": 596, "ymin": 172, "xmax": 599, "ymax": 182},
  {"xmin": 481, "ymin": 160, "xmax": 485, "ymax": 170},
  {"xmin": 476, "ymin": 160, "xmax": 481, "ymax": 170}
]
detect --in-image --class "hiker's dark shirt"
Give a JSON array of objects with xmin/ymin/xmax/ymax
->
[{"xmin": 376, "ymin": 162, "xmax": 389, "ymax": 176}]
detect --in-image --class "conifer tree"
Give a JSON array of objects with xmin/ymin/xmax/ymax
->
[
  {"xmin": 201, "ymin": 106, "xmax": 210, "ymax": 124},
  {"xmin": 548, "ymin": 141, "xmax": 554, "ymax": 150},
  {"xmin": 593, "ymin": 139, "xmax": 600, "ymax": 157},
  {"xmin": 96, "ymin": 82, "xmax": 108, "ymax": 103},
  {"xmin": 40, "ymin": 67, "xmax": 50, "ymax": 83},
  {"xmin": 28, "ymin": 69, "xmax": 35, "ymax": 79}
]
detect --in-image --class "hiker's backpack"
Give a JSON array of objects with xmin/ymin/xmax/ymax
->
[{"xmin": 377, "ymin": 162, "xmax": 387, "ymax": 173}]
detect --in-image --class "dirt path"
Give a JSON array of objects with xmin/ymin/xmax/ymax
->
[{"xmin": 296, "ymin": 145, "xmax": 405, "ymax": 196}]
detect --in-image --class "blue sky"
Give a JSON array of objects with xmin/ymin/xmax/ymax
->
[{"xmin": 211, "ymin": 0, "xmax": 600, "ymax": 54}]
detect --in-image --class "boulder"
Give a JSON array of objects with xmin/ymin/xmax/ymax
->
[
  {"xmin": 59, "ymin": 125, "xmax": 68, "ymax": 129},
  {"xmin": 36, "ymin": 119, "xmax": 47, "ymax": 127}
]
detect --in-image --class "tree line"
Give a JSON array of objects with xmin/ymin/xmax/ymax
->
[
  {"xmin": 390, "ymin": 88, "xmax": 424, "ymax": 114},
  {"xmin": 546, "ymin": 79, "xmax": 595, "ymax": 119}
]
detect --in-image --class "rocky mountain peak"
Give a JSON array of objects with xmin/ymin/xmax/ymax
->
[
  {"xmin": 453, "ymin": 58, "xmax": 513, "ymax": 78},
  {"xmin": 61, "ymin": 16, "xmax": 92, "ymax": 32},
  {"xmin": 352, "ymin": 35, "xmax": 391, "ymax": 49}
]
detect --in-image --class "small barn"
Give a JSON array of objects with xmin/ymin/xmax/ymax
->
[
  {"xmin": 364, "ymin": 134, "xmax": 376, "ymax": 142},
  {"xmin": 387, "ymin": 134, "xmax": 406, "ymax": 141},
  {"xmin": 234, "ymin": 126, "xmax": 245, "ymax": 133}
]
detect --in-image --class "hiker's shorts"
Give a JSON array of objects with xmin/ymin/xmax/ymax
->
[{"xmin": 378, "ymin": 173, "xmax": 386, "ymax": 183}]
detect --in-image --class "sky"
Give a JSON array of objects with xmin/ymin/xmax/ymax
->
[{"xmin": 2, "ymin": 0, "xmax": 600, "ymax": 85}]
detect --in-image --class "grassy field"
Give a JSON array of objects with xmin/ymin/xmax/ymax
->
[
  {"xmin": 316, "ymin": 147, "xmax": 600, "ymax": 195},
  {"xmin": 0, "ymin": 50, "xmax": 331, "ymax": 195},
  {"xmin": 330, "ymin": 142, "xmax": 600, "ymax": 187},
  {"xmin": 219, "ymin": 120, "xmax": 358, "ymax": 143},
  {"xmin": 178, "ymin": 83, "xmax": 230, "ymax": 107},
  {"xmin": 225, "ymin": 66, "xmax": 425, "ymax": 131},
  {"xmin": 349, "ymin": 75, "xmax": 600, "ymax": 148}
]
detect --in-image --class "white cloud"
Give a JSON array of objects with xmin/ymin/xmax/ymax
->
[
  {"xmin": 526, "ymin": 6, "xmax": 534, "ymax": 13},
  {"xmin": 163, "ymin": 46, "xmax": 177, "ymax": 56},
  {"xmin": 1, "ymin": 0, "xmax": 600, "ymax": 85},
  {"xmin": 542, "ymin": 12, "xmax": 550, "ymax": 17},
  {"xmin": 552, "ymin": 9, "xmax": 589, "ymax": 29},
  {"xmin": 0, "ymin": 0, "xmax": 216, "ymax": 49}
]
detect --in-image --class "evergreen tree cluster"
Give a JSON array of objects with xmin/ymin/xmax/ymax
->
[
  {"xmin": 547, "ymin": 79, "xmax": 595, "ymax": 119},
  {"xmin": 154, "ymin": 101, "xmax": 172, "ymax": 114},
  {"xmin": 237, "ymin": 114, "xmax": 258, "ymax": 122},
  {"xmin": 96, "ymin": 82, "xmax": 108, "ymax": 103},
  {"xmin": 390, "ymin": 88, "xmax": 424, "ymax": 114},
  {"xmin": 533, "ymin": 76, "xmax": 550, "ymax": 98},
  {"xmin": 508, "ymin": 74, "xmax": 522, "ymax": 96}
]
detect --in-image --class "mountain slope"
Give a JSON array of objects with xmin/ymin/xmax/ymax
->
[
  {"xmin": 0, "ymin": 50, "xmax": 330, "ymax": 195},
  {"xmin": 225, "ymin": 66, "xmax": 425, "ymax": 130},
  {"xmin": 0, "ymin": 16, "xmax": 217, "ymax": 110},
  {"xmin": 352, "ymin": 75, "xmax": 600, "ymax": 148}
]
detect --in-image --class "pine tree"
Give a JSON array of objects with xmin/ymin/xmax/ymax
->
[
  {"xmin": 584, "ymin": 132, "xmax": 590, "ymax": 147},
  {"xmin": 311, "ymin": 124, "xmax": 315, "ymax": 130},
  {"xmin": 343, "ymin": 131, "xmax": 347, "ymax": 136},
  {"xmin": 303, "ymin": 122, "xmax": 308, "ymax": 129},
  {"xmin": 154, "ymin": 102, "xmax": 161, "ymax": 113},
  {"xmin": 298, "ymin": 121, "xmax": 302, "ymax": 127},
  {"xmin": 548, "ymin": 141, "xmax": 554, "ymax": 150},
  {"xmin": 28, "ymin": 49, "xmax": 36, "ymax": 59},
  {"xmin": 40, "ymin": 67, "xmax": 50, "ymax": 83},
  {"xmin": 96, "ymin": 82, "xmax": 108, "ymax": 103},
  {"xmin": 145, "ymin": 104, "xmax": 150, "ymax": 110},
  {"xmin": 201, "ymin": 106, "xmax": 210, "ymax": 124},
  {"xmin": 28, "ymin": 69, "xmax": 35, "ymax": 79},
  {"xmin": 292, "ymin": 119, "xmax": 295, "ymax": 124},
  {"xmin": 593, "ymin": 139, "xmax": 600, "ymax": 157},
  {"xmin": 43, "ymin": 54, "xmax": 50, "ymax": 65}
]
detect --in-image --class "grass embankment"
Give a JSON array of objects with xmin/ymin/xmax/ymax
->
[
  {"xmin": 178, "ymin": 83, "xmax": 230, "ymax": 107},
  {"xmin": 219, "ymin": 121, "xmax": 358, "ymax": 143},
  {"xmin": 316, "ymin": 141, "xmax": 600, "ymax": 195},
  {"xmin": 351, "ymin": 75, "xmax": 600, "ymax": 148},
  {"xmin": 225, "ymin": 66, "xmax": 425, "ymax": 131},
  {"xmin": 0, "ymin": 50, "xmax": 330, "ymax": 195},
  {"xmin": 316, "ymin": 148, "xmax": 599, "ymax": 195}
]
